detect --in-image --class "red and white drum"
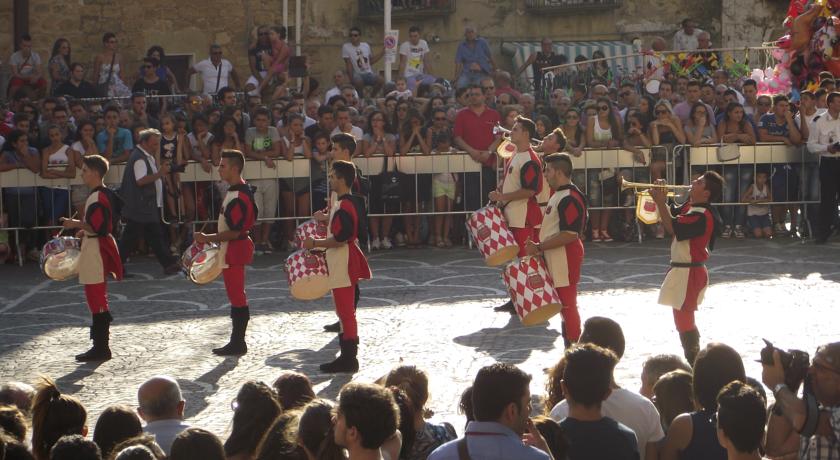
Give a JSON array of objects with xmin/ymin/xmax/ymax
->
[
  {"xmin": 294, "ymin": 219, "xmax": 327, "ymax": 249},
  {"xmin": 40, "ymin": 236, "xmax": 81, "ymax": 281},
  {"xmin": 466, "ymin": 205, "xmax": 519, "ymax": 266},
  {"xmin": 503, "ymin": 255, "xmax": 563, "ymax": 326},
  {"xmin": 181, "ymin": 241, "xmax": 217, "ymax": 274},
  {"xmin": 285, "ymin": 249, "xmax": 330, "ymax": 300}
]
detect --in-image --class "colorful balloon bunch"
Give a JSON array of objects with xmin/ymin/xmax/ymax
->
[{"xmin": 773, "ymin": 0, "xmax": 840, "ymax": 90}]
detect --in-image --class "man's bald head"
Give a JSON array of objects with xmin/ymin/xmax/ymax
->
[
  {"xmin": 651, "ymin": 37, "xmax": 666, "ymax": 51},
  {"xmin": 137, "ymin": 376, "xmax": 184, "ymax": 421},
  {"xmin": 0, "ymin": 382, "xmax": 35, "ymax": 414}
]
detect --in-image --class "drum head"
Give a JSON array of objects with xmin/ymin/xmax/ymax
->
[
  {"xmin": 43, "ymin": 249, "xmax": 81, "ymax": 281},
  {"xmin": 484, "ymin": 245, "xmax": 519, "ymax": 267},
  {"xmin": 520, "ymin": 302, "xmax": 562, "ymax": 326},
  {"xmin": 289, "ymin": 275, "xmax": 330, "ymax": 300},
  {"xmin": 189, "ymin": 247, "xmax": 222, "ymax": 284}
]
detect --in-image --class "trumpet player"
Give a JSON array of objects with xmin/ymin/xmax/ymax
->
[
  {"xmin": 194, "ymin": 150, "xmax": 258, "ymax": 356},
  {"xmin": 649, "ymin": 172, "xmax": 723, "ymax": 365},
  {"xmin": 60, "ymin": 155, "xmax": 123, "ymax": 362},
  {"xmin": 526, "ymin": 153, "xmax": 587, "ymax": 347},
  {"xmin": 488, "ymin": 116, "xmax": 545, "ymax": 314}
]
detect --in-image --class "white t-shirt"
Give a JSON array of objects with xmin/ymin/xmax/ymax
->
[
  {"xmin": 331, "ymin": 125, "xmax": 364, "ymax": 140},
  {"xmin": 673, "ymin": 28, "xmax": 705, "ymax": 51},
  {"xmin": 399, "ymin": 39, "xmax": 430, "ymax": 78},
  {"xmin": 133, "ymin": 146, "xmax": 163, "ymax": 207},
  {"xmin": 10, "ymin": 51, "xmax": 42, "ymax": 77},
  {"xmin": 550, "ymin": 388, "xmax": 664, "ymax": 460},
  {"xmin": 795, "ymin": 108, "xmax": 828, "ymax": 144},
  {"xmin": 342, "ymin": 42, "xmax": 373, "ymax": 75},
  {"xmin": 193, "ymin": 58, "xmax": 234, "ymax": 95}
]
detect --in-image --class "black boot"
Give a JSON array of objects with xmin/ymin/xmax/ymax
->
[
  {"xmin": 494, "ymin": 300, "xmax": 516, "ymax": 313},
  {"xmin": 320, "ymin": 335, "xmax": 359, "ymax": 373},
  {"xmin": 76, "ymin": 312, "xmax": 113, "ymax": 362},
  {"xmin": 679, "ymin": 329, "xmax": 701, "ymax": 366},
  {"xmin": 561, "ymin": 321, "xmax": 573, "ymax": 349},
  {"xmin": 213, "ymin": 307, "xmax": 249, "ymax": 356}
]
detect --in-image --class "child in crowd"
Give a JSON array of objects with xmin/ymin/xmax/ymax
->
[
  {"xmin": 431, "ymin": 131, "xmax": 456, "ymax": 248},
  {"xmin": 387, "ymin": 76, "xmax": 413, "ymax": 100},
  {"xmin": 741, "ymin": 168, "xmax": 773, "ymax": 239}
]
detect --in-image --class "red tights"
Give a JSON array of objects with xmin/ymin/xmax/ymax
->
[
  {"xmin": 84, "ymin": 283, "xmax": 108, "ymax": 314},
  {"xmin": 673, "ymin": 308, "xmax": 696, "ymax": 333},
  {"xmin": 332, "ymin": 284, "xmax": 358, "ymax": 340},
  {"xmin": 555, "ymin": 285, "xmax": 581, "ymax": 341},
  {"xmin": 223, "ymin": 265, "xmax": 248, "ymax": 308}
]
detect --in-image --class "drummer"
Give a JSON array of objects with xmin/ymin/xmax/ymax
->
[
  {"xmin": 488, "ymin": 116, "xmax": 545, "ymax": 314},
  {"xmin": 304, "ymin": 160, "xmax": 372, "ymax": 373},
  {"xmin": 649, "ymin": 172, "xmax": 723, "ymax": 365},
  {"xmin": 526, "ymin": 153, "xmax": 587, "ymax": 348},
  {"xmin": 194, "ymin": 149, "xmax": 257, "ymax": 356},
  {"xmin": 60, "ymin": 154, "xmax": 123, "ymax": 362},
  {"xmin": 315, "ymin": 132, "xmax": 367, "ymax": 333}
]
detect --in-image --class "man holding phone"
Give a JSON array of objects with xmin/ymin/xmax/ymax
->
[{"xmin": 118, "ymin": 128, "xmax": 180, "ymax": 276}]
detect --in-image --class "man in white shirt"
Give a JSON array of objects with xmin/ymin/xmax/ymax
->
[
  {"xmin": 8, "ymin": 34, "xmax": 47, "ymax": 99},
  {"xmin": 550, "ymin": 317, "xmax": 664, "ymax": 460},
  {"xmin": 189, "ymin": 44, "xmax": 241, "ymax": 95},
  {"xmin": 138, "ymin": 376, "xmax": 191, "ymax": 456},
  {"xmin": 399, "ymin": 25, "xmax": 436, "ymax": 91},
  {"xmin": 673, "ymin": 19, "xmax": 705, "ymax": 51},
  {"xmin": 330, "ymin": 106, "xmax": 363, "ymax": 139},
  {"xmin": 342, "ymin": 27, "xmax": 384, "ymax": 96},
  {"xmin": 806, "ymin": 91, "xmax": 840, "ymax": 243},
  {"xmin": 324, "ymin": 69, "xmax": 359, "ymax": 105}
]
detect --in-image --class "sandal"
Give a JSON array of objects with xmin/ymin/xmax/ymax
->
[
  {"xmin": 600, "ymin": 230, "xmax": 614, "ymax": 242},
  {"xmin": 591, "ymin": 229, "xmax": 602, "ymax": 242}
]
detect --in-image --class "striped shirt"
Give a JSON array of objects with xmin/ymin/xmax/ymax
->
[{"xmin": 800, "ymin": 406, "xmax": 840, "ymax": 460}]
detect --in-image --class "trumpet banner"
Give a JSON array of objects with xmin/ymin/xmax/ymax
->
[{"xmin": 635, "ymin": 193, "xmax": 661, "ymax": 225}]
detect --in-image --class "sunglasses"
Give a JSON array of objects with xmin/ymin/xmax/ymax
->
[
  {"xmin": 211, "ymin": 52, "xmax": 222, "ymax": 55},
  {"xmin": 350, "ymin": 33, "xmax": 360, "ymax": 37},
  {"xmin": 482, "ymin": 86, "xmax": 495, "ymax": 91},
  {"xmin": 566, "ymin": 115, "xmax": 579, "ymax": 119},
  {"xmin": 656, "ymin": 110, "xmax": 669, "ymax": 115},
  {"xmin": 598, "ymin": 106, "xmax": 609, "ymax": 111},
  {"xmin": 434, "ymin": 117, "xmax": 447, "ymax": 121},
  {"xmin": 143, "ymin": 65, "xmax": 153, "ymax": 69}
]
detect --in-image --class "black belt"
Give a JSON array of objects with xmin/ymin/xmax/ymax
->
[
  {"xmin": 538, "ymin": 202, "xmax": 549, "ymax": 206},
  {"xmin": 670, "ymin": 261, "xmax": 704, "ymax": 268}
]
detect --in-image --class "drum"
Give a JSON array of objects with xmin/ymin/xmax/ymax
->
[
  {"xmin": 285, "ymin": 249, "xmax": 330, "ymax": 300},
  {"xmin": 188, "ymin": 245, "xmax": 223, "ymax": 285},
  {"xmin": 466, "ymin": 205, "xmax": 519, "ymax": 266},
  {"xmin": 181, "ymin": 241, "xmax": 217, "ymax": 274},
  {"xmin": 40, "ymin": 237, "xmax": 81, "ymax": 281},
  {"xmin": 294, "ymin": 219, "xmax": 327, "ymax": 249},
  {"xmin": 503, "ymin": 255, "xmax": 563, "ymax": 326}
]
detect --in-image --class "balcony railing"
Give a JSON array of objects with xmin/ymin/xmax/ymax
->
[
  {"xmin": 525, "ymin": 0, "xmax": 622, "ymax": 14},
  {"xmin": 358, "ymin": 0, "xmax": 456, "ymax": 19}
]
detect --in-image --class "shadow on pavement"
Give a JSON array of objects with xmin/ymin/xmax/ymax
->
[
  {"xmin": 179, "ymin": 357, "xmax": 240, "ymax": 419},
  {"xmin": 453, "ymin": 313, "xmax": 561, "ymax": 365}
]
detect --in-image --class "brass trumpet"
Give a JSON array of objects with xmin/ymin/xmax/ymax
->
[
  {"xmin": 492, "ymin": 124, "xmax": 542, "ymax": 159},
  {"xmin": 620, "ymin": 177, "xmax": 691, "ymax": 225}
]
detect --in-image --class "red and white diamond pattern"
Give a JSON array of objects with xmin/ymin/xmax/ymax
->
[
  {"xmin": 503, "ymin": 256, "xmax": 562, "ymax": 323},
  {"xmin": 285, "ymin": 249, "xmax": 329, "ymax": 284},
  {"xmin": 467, "ymin": 206, "xmax": 517, "ymax": 260},
  {"xmin": 294, "ymin": 219, "xmax": 328, "ymax": 249}
]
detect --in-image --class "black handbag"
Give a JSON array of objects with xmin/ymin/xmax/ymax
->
[{"xmin": 379, "ymin": 156, "xmax": 401, "ymax": 203}]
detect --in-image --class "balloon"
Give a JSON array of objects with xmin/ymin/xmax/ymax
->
[
  {"xmin": 758, "ymin": 81, "xmax": 770, "ymax": 93},
  {"xmin": 751, "ymin": 68, "xmax": 765, "ymax": 81},
  {"xmin": 772, "ymin": 48, "xmax": 785, "ymax": 60},
  {"xmin": 826, "ymin": 58, "xmax": 840, "ymax": 76},
  {"xmin": 777, "ymin": 34, "xmax": 792, "ymax": 49}
]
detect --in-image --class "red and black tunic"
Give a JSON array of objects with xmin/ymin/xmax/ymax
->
[
  {"xmin": 219, "ymin": 182, "xmax": 257, "ymax": 267},
  {"xmin": 326, "ymin": 194, "xmax": 372, "ymax": 288},
  {"xmin": 78, "ymin": 187, "xmax": 123, "ymax": 284}
]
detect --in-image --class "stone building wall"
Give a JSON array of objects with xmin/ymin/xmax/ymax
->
[{"xmin": 0, "ymin": 0, "xmax": 783, "ymax": 95}]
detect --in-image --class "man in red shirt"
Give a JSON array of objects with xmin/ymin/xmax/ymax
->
[{"xmin": 454, "ymin": 84, "xmax": 501, "ymax": 212}]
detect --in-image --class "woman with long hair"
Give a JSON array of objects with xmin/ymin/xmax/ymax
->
[
  {"xmin": 684, "ymin": 102, "xmax": 716, "ymax": 147},
  {"xmin": 69, "ymin": 120, "xmax": 100, "ymax": 217},
  {"xmin": 49, "ymin": 38, "xmax": 71, "ymax": 95},
  {"xmin": 363, "ymin": 109, "xmax": 398, "ymax": 250},
  {"xmin": 385, "ymin": 366, "xmax": 456, "ymax": 460},
  {"xmin": 224, "ymin": 381, "xmax": 282, "ymax": 460},
  {"xmin": 159, "ymin": 112, "xmax": 190, "ymax": 251},
  {"xmin": 39, "ymin": 124, "xmax": 76, "ymax": 226},
  {"xmin": 399, "ymin": 108, "xmax": 430, "ymax": 247},
  {"xmin": 715, "ymin": 101, "xmax": 756, "ymax": 239},
  {"xmin": 31, "ymin": 377, "xmax": 87, "ymax": 460},
  {"xmin": 210, "ymin": 114, "xmax": 244, "ymax": 212},
  {"xmin": 649, "ymin": 99, "xmax": 685, "ymax": 181},
  {"xmin": 298, "ymin": 399, "xmax": 344, "ymax": 460},
  {"xmin": 585, "ymin": 96, "xmax": 623, "ymax": 242},
  {"xmin": 92, "ymin": 32, "xmax": 131, "ymax": 98}
]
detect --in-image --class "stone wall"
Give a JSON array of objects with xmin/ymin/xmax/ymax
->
[{"xmin": 3, "ymin": 0, "xmax": 782, "ymax": 95}]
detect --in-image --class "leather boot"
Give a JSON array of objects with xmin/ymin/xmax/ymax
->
[
  {"xmin": 213, "ymin": 307, "xmax": 249, "ymax": 356},
  {"xmin": 76, "ymin": 312, "xmax": 113, "ymax": 362},
  {"xmin": 320, "ymin": 335, "xmax": 359, "ymax": 373},
  {"xmin": 561, "ymin": 321, "xmax": 574, "ymax": 349},
  {"xmin": 679, "ymin": 328, "xmax": 701, "ymax": 366}
]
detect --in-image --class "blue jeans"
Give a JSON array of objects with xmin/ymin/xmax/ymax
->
[
  {"xmin": 721, "ymin": 165, "xmax": 753, "ymax": 227},
  {"xmin": 803, "ymin": 161, "xmax": 820, "ymax": 228},
  {"xmin": 456, "ymin": 70, "xmax": 489, "ymax": 89}
]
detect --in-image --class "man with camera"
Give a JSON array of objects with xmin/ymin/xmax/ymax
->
[{"xmin": 762, "ymin": 341, "xmax": 840, "ymax": 459}]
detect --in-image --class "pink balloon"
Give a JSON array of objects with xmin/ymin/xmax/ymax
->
[{"xmin": 777, "ymin": 35, "xmax": 792, "ymax": 49}]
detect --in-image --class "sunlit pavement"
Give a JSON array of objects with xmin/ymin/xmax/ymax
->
[{"xmin": 1, "ymin": 237, "xmax": 838, "ymax": 435}]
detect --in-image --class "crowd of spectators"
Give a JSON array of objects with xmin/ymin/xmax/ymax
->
[
  {"xmin": 2, "ymin": 17, "xmax": 839, "ymax": 266},
  {"xmin": 0, "ymin": 319, "xmax": 837, "ymax": 460}
]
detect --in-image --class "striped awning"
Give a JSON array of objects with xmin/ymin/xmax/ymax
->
[{"xmin": 502, "ymin": 40, "xmax": 643, "ymax": 90}]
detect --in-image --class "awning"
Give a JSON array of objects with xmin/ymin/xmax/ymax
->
[{"xmin": 502, "ymin": 40, "xmax": 642, "ymax": 90}]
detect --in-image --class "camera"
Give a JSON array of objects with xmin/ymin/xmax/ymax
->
[{"xmin": 760, "ymin": 338, "xmax": 810, "ymax": 392}]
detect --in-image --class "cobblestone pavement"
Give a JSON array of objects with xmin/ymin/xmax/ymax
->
[{"xmin": 1, "ymin": 238, "xmax": 838, "ymax": 436}]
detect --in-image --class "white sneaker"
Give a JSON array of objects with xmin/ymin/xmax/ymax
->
[
  {"xmin": 394, "ymin": 232, "xmax": 406, "ymax": 247},
  {"xmin": 381, "ymin": 237, "xmax": 394, "ymax": 249},
  {"xmin": 370, "ymin": 238, "xmax": 381, "ymax": 250},
  {"xmin": 734, "ymin": 225, "xmax": 745, "ymax": 239},
  {"xmin": 721, "ymin": 225, "xmax": 732, "ymax": 239}
]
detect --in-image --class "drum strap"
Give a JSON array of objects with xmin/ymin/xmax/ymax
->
[{"xmin": 670, "ymin": 261, "xmax": 704, "ymax": 267}]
